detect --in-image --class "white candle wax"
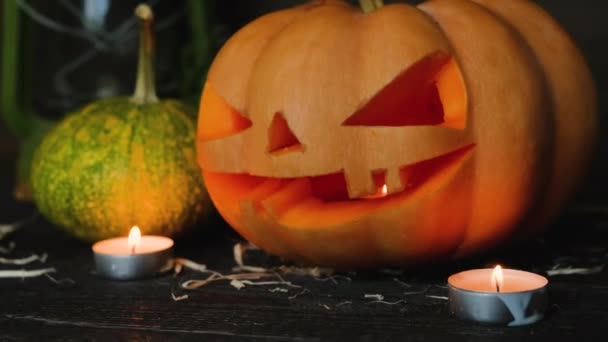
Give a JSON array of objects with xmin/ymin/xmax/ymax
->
[
  {"xmin": 449, "ymin": 268, "xmax": 547, "ymax": 293},
  {"xmin": 92, "ymin": 236, "xmax": 173, "ymax": 255},
  {"xmin": 447, "ymin": 267, "xmax": 549, "ymax": 326},
  {"xmin": 92, "ymin": 227, "xmax": 174, "ymax": 280}
]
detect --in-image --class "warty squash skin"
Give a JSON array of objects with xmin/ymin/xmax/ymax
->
[
  {"xmin": 197, "ymin": 0, "xmax": 596, "ymax": 267},
  {"xmin": 32, "ymin": 5, "xmax": 211, "ymax": 241},
  {"xmin": 32, "ymin": 98, "xmax": 208, "ymax": 241}
]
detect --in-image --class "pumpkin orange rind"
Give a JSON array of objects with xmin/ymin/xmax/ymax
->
[{"xmin": 197, "ymin": 0, "xmax": 596, "ymax": 267}]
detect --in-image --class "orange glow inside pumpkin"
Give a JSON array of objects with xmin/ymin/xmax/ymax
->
[
  {"xmin": 198, "ymin": 84, "xmax": 252, "ymax": 141},
  {"xmin": 343, "ymin": 52, "xmax": 451, "ymax": 127},
  {"xmin": 267, "ymin": 112, "xmax": 303, "ymax": 154},
  {"xmin": 203, "ymin": 144, "xmax": 473, "ymax": 229},
  {"xmin": 307, "ymin": 145, "xmax": 474, "ymax": 202},
  {"xmin": 200, "ymin": 52, "xmax": 471, "ymax": 225}
]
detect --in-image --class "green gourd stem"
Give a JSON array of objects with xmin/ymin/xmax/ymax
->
[
  {"xmin": 131, "ymin": 4, "xmax": 159, "ymax": 105},
  {"xmin": 2, "ymin": 0, "xmax": 31, "ymax": 137},
  {"xmin": 359, "ymin": 0, "xmax": 384, "ymax": 13}
]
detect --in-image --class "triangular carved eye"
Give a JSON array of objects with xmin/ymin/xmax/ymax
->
[
  {"xmin": 342, "ymin": 52, "xmax": 465, "ymax": 128},
  {"xmin": 198, "ymin": 83, "xmax": 252, "ymax": 141},
  {"xmin": 267, "ymin": 112, "xmax": 303, "ymax": 154}
]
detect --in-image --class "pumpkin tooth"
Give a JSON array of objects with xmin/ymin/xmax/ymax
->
[
  {"xmin": 343, "ymin": 168, "xmax": 376, "ymax": 199},
  {"xmin": 385, "ymin": 169, "xmax": 405, "ymax": 195}
]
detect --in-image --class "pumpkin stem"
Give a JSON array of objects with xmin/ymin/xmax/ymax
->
[
  {"xmin": 359, "ymin": 0, "xmax": 384, "ymax": 13},
  {"xmin": 131, "ymin": 4, "xmax": 159, "ymax": 105}
]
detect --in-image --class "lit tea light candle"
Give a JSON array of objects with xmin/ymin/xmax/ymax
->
[
  {"xmin": 448, "ymin": 265, "xmax": 548, "ymax": 326},
  {"xmin": 92, "ymin": 226, "xmax": 173, "ymax": 280}
]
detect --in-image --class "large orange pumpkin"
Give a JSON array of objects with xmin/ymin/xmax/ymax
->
[{"xmin": 197, "ymin": 0, "xmax": 596, "ymax": 267}]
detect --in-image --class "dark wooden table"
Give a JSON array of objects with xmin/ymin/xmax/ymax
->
[{"xmin": 1, "ymin": 150, "xmax": 607, "ymax": 342}]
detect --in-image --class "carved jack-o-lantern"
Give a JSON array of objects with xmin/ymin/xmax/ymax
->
[{"xmin": 197, "ymin": 0, "xmax": 596, "ymax": 267}]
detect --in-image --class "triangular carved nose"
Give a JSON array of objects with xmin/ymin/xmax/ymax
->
[{"xmin": 267, "ymin": 112, "xmax": 303, "ymax": 154}]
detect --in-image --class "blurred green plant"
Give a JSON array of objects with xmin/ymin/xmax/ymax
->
[
  {"xmin": 182, "ymin": 0, "xmax": 215, "ymax": 105},
  {"xmin": 2, "ymin": 0, "xmax": 55, "ymax": 201}
]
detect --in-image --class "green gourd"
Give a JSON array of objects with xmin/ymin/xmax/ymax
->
[{"xmin": 31, "ymin": 4, "xmax": 210, "ymax": 241}]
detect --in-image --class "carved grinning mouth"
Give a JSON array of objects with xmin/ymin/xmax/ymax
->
[
  {"xmin": 201, "ymin": 143, "xmax": 474, "ymax": 268},
  {"xmin": 309, "ymin": 144, "xmax": 475, "ymax": 202},
  {"xmin": 205, "ymin": 143, "xmax": 474, "ymax": 211}
]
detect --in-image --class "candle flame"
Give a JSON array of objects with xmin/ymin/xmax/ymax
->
[
  {"xmin": 491, "ymin": 265, "xmax": 504, "ymax": 293},
  {"xmin": 362, "ymin": 184, "xmax": 388, "ymax": 199},
  {"xmin": 381, "ymin": 184, "xmax": 388, "ymax": 196},
  {"xmin": 128, "ymin": 226, "xmax": 141, "ymax": 254}
]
